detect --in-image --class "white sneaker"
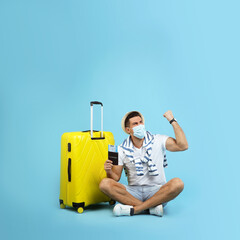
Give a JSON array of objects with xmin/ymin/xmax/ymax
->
[
  {"xmin": 149, "ymin": 204, "xmax": 163, "ymax": 217},
  {"xmin": 113, "ymin": 204, "xmax": 134, "ymax": 217}
]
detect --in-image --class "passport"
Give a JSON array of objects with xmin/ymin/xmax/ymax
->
[{"xmin": 108, "ymin": 145, "xmax": 118, "ymax": 165}]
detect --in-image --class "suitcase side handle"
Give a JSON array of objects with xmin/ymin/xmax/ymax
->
[{"xmin": 90, "ymin": 101, "xmax": 104, "ymax": 139}]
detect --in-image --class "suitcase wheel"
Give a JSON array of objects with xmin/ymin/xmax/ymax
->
[
  {"xmin": 109, "ymin": 200, "xmax": 116, "ymax": 205},
  {"xmin": 60, "ymin": 203, "xmax": 66, "ymax": 209},
  {"xmin": 77, "ymin": 207, "xmax": 84, "ymax": 214}
]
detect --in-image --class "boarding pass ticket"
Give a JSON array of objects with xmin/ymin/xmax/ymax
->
[{"xmin": 108, "ymin": 145, "xmax": 118, "ymax": 153}]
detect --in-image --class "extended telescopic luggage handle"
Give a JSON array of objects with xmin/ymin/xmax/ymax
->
[{"xmin": 90, "ymin": 101, "xmax": 104, "ymax": 139}]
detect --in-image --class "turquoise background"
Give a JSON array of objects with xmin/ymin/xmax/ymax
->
[{"xmin": 1, "ymin": 0, "xmax": 239, "ymax": 239}]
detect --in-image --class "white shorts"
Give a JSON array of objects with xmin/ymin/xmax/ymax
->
[{"xmin": 120, "ymin": 184, "xmax": 168, "ymax": 207}]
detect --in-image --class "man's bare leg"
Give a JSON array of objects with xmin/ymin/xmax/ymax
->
[
  {"xmin": 133, "ymin": 178, "xmax": 184, "ymax": 214},
  {"xmin": 99, "ymin": 178, "xmax": 143, "ymax": 206}
]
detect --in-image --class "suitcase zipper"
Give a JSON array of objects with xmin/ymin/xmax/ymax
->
[
  {"xmin": 66, "ymin": 142, "xmax": 71, "ymax": 205},
  {"xmin": 68, "ymin": 158, "xmax": 71, "ymax": 182}
]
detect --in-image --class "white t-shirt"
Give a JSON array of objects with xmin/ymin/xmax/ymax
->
[{"xmin": 118, "ymin": 134, "xmax": 169, "ymax": 186}]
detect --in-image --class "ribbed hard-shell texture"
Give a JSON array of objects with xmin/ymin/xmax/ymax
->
[{"xmin": 60, "ymin": 131, "xmax": 114, "ymax": 208}]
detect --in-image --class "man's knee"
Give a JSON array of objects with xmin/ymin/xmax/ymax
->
[
  {"xmin": 99, "ymin": 178, "xmax": 114, "ymax": 192},
  {"xmin": 170, "ymin": 178, "xmax": 184, "ymax": 194}
]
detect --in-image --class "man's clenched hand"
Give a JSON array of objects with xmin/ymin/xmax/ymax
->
[{"xmin": 163, "ymin": 110, "xmax": 174, "ymax": 122}]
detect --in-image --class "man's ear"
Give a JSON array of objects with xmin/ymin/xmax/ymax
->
[{"xmin": 125, "ymin": 127, "xmax": 131, "ymax": 134}]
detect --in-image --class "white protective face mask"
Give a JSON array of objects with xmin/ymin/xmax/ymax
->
[{"xmin": 132, "ymin": 124, "xmax": 146, "ymax": 139}]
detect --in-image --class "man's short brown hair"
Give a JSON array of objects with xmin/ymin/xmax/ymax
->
[{"xmin": 124, "ymin": 111, "xmax": 142, "ymax": 128}]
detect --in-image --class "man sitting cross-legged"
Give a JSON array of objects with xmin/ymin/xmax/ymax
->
[{"xmin": 99, "ymin": 110, "xmax": 188, "ymax": 217}]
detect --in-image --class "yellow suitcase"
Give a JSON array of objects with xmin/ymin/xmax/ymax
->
[{"xmin": 59, "ymin": 102, "xmax": 115, "ymax": 213}]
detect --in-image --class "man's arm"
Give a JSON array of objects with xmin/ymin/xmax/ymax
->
[
  {"xmin": 104, "ymin": 160, "xmax": 123, "ymax": 181},
  {"xmin": 163, "ymin": 110, "xmax": 188, "ymax": 152}
]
